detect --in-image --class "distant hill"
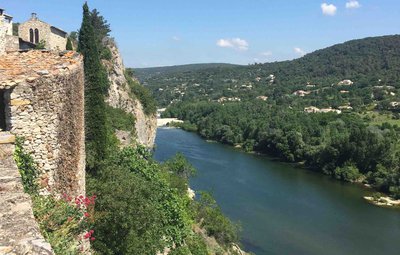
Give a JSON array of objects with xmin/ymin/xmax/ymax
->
[
  {"xmin": 133, "ymin": 35, "xmax": 400, "ymax": 109},
  {"xmin": 133, "ymin": 63, "xmax": 240, "ymax": 81}
]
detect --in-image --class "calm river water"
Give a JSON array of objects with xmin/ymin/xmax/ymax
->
[{"xmin": 154, "ymin": 127, "xmax": 400, "ymax": 255}]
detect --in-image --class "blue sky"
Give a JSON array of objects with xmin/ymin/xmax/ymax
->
[{"xmin": 1, "ymin": 0, "xmax": 399, "ymax": 67}]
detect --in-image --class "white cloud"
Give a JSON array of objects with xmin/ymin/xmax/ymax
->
[
  {"xmin": 261, "ymin": 51, "xmax": 272, "ymax": 57},
  {"xmin": 216, "ymin": 38, "xmax": 249, "ymax": 51},
  {"xmin": 172, "ymin": 36, "xmax": 180, "ymax": 41},
  {"xmin": 321, "ymin": 3, "xmax": 337, "ymax": 16},
  {"xmin": 294, "ymin": 47, "xmax": 306, "ymax": 56},
  {"xmin": 346, "ymin": 1, "xmax": 361, "ymax": 9}
]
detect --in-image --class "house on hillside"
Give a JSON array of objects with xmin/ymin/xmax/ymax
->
[
  {"xmin": 337, "ymin": 79, "xmax": 354, "ymax": 86},
  {"xmin": 293, "ymin": 90, "xmax": 311, "ymax": 97},
  {"xmin": 19, "ymin": 13, "xmax": 67, "ymax": 51}
]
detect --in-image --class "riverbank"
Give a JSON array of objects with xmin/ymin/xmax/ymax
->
[
  {"xmin": 156, "ymin": 118, "xmax": 183, "ymax": 127},
  {"xmin": 364, "ymin": 195, "xmax": 400, "ymax": 208},
  {"xmin": 172, "ymin": 121, "xmax": 400, "ymax": 209},
  {"xmin": 154, "ymin": 127, "xmax": 400, "ymax": 255}
]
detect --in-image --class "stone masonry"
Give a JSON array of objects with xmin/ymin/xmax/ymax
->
[
  {"xmin": 19, "ymin": 14, "xmax": 67, "ymax": 51},
  {"xmin": 0, "ymin": 143, "xmax": 53, "ymax": 254},
  {"xmin": 0, "ymin": 50, "xmax": 85, "ymax": 197}
]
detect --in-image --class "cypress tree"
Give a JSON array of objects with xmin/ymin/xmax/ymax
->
[
  {"xmin": 66, "ymin": 37, "xmax": 73, "ymax": 50},
  {"xmin": 78, "ymin": 2, "xmax": 110, "ymax": 172}
]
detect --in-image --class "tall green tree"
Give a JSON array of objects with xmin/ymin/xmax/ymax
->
[
  {"xmin": 78, "ymin": 2, "xmax": 110, "ymax": 172},
  {"xmin": 66, "ymin": 37, "xmax": 73, "ymax": 50}
]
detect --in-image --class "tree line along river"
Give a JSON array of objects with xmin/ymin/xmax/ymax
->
[{"xmin": 154, "ymin": 127, "xmax": 400, "ymax": 255}]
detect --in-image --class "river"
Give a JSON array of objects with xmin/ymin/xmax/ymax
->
[{"xmin": 153, "ymin": 127, "xmax": 400, "ymax": 255}]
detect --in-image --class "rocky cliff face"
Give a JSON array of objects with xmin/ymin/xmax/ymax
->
[{"xmin": 102, "ymin": 38, "xmax": 156, "ymax": 147}]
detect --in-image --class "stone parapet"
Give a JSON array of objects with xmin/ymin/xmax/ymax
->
[
  {"xmin": 0, "ymin": 143, "xmax": 53, "ymax": 255},
  {"xmin": 0, "ymin": 50, "xmax": 85, "ymax": 197}
]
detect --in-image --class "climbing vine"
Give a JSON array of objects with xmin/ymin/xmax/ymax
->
[{"xmin": 14, "ymin": 136, "xmax": 39, "ymax": 194}]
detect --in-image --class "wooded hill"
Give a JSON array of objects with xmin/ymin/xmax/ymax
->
[{"xmin": 135, "ymin": 35, "xmax": 400, "ymax": 111}]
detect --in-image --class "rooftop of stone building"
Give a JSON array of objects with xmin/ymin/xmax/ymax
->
[{"xmin": 0, "ymin": 50, "xmax": 82, "ymax": 86}]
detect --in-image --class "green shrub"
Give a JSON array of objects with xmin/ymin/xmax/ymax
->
[
  {"xmin": 14, "ymin": 137, "xmax": 38, "ymax": 194},
  {"xmin": 334, "ymin": 162, "xmax": 362, "ymax": 182},
  {"xmin": 195, "ymin": 192, "xmax": 240, "ymax": 246},
  {"xmin": 32, "ymin": 194, "xmax": 96, "ymax": 255},
  {"xmin": 186, "ymin": 234, "xmax": 209, "ymax": 255},
  {"xmin": 100, "ymin": 47, "xmax": 112, "ymax": 60},
  {"xmin": 105, "ymin": 104, "xmax": 136, "ymax": 131}
]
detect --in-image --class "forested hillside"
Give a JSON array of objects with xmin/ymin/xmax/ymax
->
[
  {"xmin": 143, "ymin": 35, "xmax": 400, "ymax": 201},
  {"xmin": 137, "ymin": 35, "xmax": 400, "ymax": 112}
]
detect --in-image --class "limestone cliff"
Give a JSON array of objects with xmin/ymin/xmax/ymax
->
[{"xmin": 102, "ymin": 38, "xmax": 156, "ymax": 147}]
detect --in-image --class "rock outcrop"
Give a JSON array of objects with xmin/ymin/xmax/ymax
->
[{"xmin": 103, "ymin": 38, "xmax": 156, "ymax": 147}]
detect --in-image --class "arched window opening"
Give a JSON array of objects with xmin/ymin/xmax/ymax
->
[
  {"xmin": 29, "ymin": 29, "xmax": 34, "ymax": 43},
  {"xmin": 34, "ymin": 29, "xmax": 39, "ymax": 44}
]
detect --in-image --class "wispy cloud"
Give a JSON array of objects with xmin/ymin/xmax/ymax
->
[
  {"xmin": 172, "ymin": 36, "xmax": 180, "ymax": 41},
  {"xmin": 321, "ymin": 3, "xmax": 337, "ymax": 16},
  {"xmin": 346, "ymin": 1, "xmax": 361, "ymax": 9},
  {"xmin": 216, "ymin": 38, "xmax": 249, "ymax": 51},
  {"xmin": 294, "ymin": 47, "xmax": 306, "ymax": 56}
]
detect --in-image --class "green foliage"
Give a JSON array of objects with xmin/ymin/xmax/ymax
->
[
  {"xmin": 334, "ymin": 162, "xmax": 362, "ymax": 182},
  {"xmin": 12, "ymin": 22, "xmax": 19, "ymax": 36},
  {"xmin": 161, "ymin": 153, "xmax": 196, "ymax": 196},
  {"xmin": 35, "ymin": 40, "xmax": 46, "ymax": 50},
  {"xmin": 105, "ymin": 104, "xmax": 136, "ymax": 132},
  {"xmin": 88, "ymin": 146, "xmax": 192, "ymax": 255},
  {"xmin": 137, "ymin": 35, "xmax": 400, "ymax": 111},
  {"xmin": 125, "ymin": 70, "xmax": 157, "ymax": 115},
  {"xmin": 164, "ymin": 100, "xmax": 400, "ymax": 197},
  {"xmin": 14, "ymin": 137, "xmax": 38, "ymax": 194},
  {"xmin": 164, "ymin": 153, "xmax": 196, "ymax": 180},
  {"xmin": 66, "ymin": 37, "xmax": 73, "ymax": 50},
  {"xmin": 32, "ymin": 194, "xmax": 95, "ymax": 255},
  {"xmin": 168, "ymin": 121, "xmax": 198, "ymax": 132},
  {"xmin": 78, "ymin": 3, "xmax": 110, "ymax": 172},
  {"xmin": 185, "ymin": 234, "xmax": 209, "ymax": 255},
  {"xmin": 100, "ymin": 46, "xmax": 112, "ymax": 60},
  {"xmin": 195, "ymin": 192, "xmax": 240, "ymax": 246}
]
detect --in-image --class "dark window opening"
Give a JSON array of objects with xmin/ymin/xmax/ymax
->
[
  {"xmin": 29, "ymin": 28, "xmax": 34, "ymax": 43},
  {"xmin": 34, "ymin": 28, "xmax": 39, "ymax": 44},
  {"xmin": 0, "ymin": 90, "xmax": 8, "ymax": 131}
]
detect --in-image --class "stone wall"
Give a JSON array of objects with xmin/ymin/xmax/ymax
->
[
  {"xmin": 5, "ymin": 35, "xmax": 19, "ymax": 51},
  {"xmin": 0, "ymin": 51, "xmax": 85, "ymax": 196},
  {"xmin": 0, "ymin": 17, "xmax": 6, "ymax": 55},
  {"xmin": 49, "ymin": 27, "xmax": 67, "ymax": 51},
  {"xmin": 19, "ymin": 18, "xmax": 67, "ymax": 51},
  {"xmin": 103, "ymin": 39, "xmax": 157, "ymax": 147}
]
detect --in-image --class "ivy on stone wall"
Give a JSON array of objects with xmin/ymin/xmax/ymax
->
[{"xmin": 14, "ymin": 137, "xmax": 39, "ymax": 194}]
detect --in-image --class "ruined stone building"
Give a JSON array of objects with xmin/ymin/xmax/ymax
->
[
  {"xmin": 1, "ymin": 9, "xmax": 67, "ymax": 54},
  {"xmin": 0, "ymin": 49, "xmax": 85, "ymax": 254},
  {"xmin": 19, "ymin": 13, "xmax": 67, "ymax": 51},
  {"xmin": 0, "ymin": 50, "xmax": 86, "ymax": 196}
]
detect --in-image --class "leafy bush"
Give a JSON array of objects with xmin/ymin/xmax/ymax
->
[
  {"xmin": 334, "ymin": 162, "xmax": 362, "ymax": 182},
  {"xmin": 100, "ymin": 47, "xmax": 112, "ymax": 60},
  {"xmin": 105, "ymin": 104, "xmax": 136, "ymax": 131},
  {"xmin": 88, "ymin": 146, "xmax": 192, "ymax": 255},
  {"xmin": 195, "ymin": 192, "xmax": 240, "ymax": 246},
  {"xmin": 32, "ymin": 194, "xmax": 96, "ymax": 254},
  {"xmin": 14, "ymin": 137, "xmax": 38, "ymax": 194}
]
